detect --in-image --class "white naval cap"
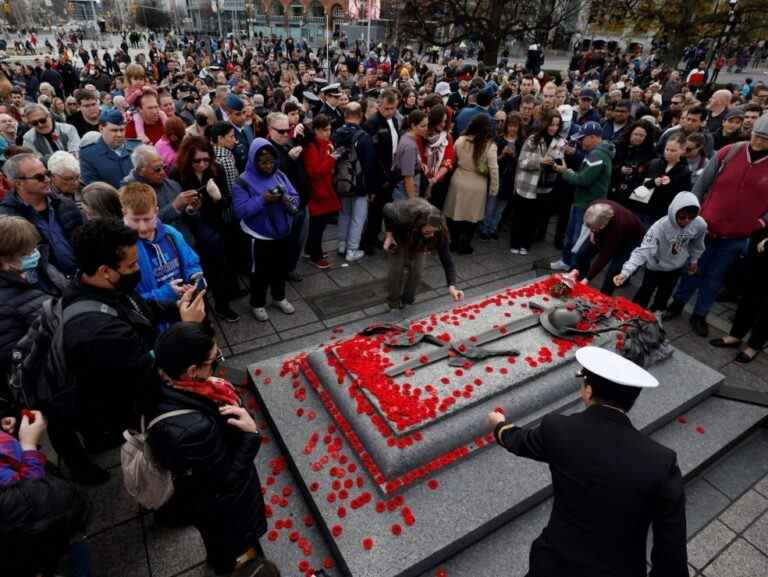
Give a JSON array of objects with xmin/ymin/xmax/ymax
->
[
  {"xmin": 321, "ymin": 83, "xmax": 342, "ymax": 96},
  {"xmin": 575, "ymin": 346, "xmax": 659, "ymax": 389}
]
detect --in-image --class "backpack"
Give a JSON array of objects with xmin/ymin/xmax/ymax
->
[
  {"xmin": 8, "ymin": 299, "xmax": 118, "ymax": 417},
  {"xmin": 333, "ymin": 130, "xmax": 366, "ymax": 197},
  {"xmin": 121, "ymin": 410, "xmax": 196, "ymax": 510}
]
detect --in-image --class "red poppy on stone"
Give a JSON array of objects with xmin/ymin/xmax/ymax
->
[
  {"xmin": 391, "ymin": 523, "xmax": 403, "ymax": 536},
  {"xmin": 696, "ymin": 426, "xmax": 705, "ymax": 434},
  {"xmin": 677, "ymin": 416, "xmax": 688, "ymax": 424},
  {"xmin": 362, "ymin": 537, "xmax": 374, "ymax": 550},
  {"xmin": 428, "ymin": 479, "xmax": 439, "ymax": 490},
  {"xmin": 331, "ymin": 525, "xmax": 343, "ymax": 537}
]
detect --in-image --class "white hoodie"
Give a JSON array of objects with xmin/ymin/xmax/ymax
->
[{"xmin": 621, "ymin": 192, "xmax": 708, "ymax": 277}]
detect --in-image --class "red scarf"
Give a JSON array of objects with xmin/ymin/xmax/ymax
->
[{"xmin": 172, "ymin": 377, "xmax": 241, "ymax": 406}]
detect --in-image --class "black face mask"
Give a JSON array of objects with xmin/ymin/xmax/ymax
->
[
  {"xmin": 114, "ymin": 269, "xmax": 142, "ymax": 293},
  {"xmin": 195, "ymin": 114, "xmax": 209, "ymax": 127}
]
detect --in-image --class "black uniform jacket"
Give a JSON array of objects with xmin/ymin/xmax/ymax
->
[{"xmin": 495, "ymin": 404, "xmax": 688, "ymax": 577}]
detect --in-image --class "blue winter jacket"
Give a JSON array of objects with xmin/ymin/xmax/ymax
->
[
  {"xmin": 136, "ymin": 221, "xmax": 202, "ymax": 304},
  {"xmin": 233, "ymin": 138, "xmax": 300, "ymax": 240}
]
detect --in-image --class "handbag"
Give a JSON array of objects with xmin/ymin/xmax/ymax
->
[{"xmin": 629, "ymin": 179, "xmax": 655, "ymax": 204}]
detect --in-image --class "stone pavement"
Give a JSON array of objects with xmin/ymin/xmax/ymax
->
[{"xmin": 49, "ymin": 222, "xmax": 768, "ymax": 577}]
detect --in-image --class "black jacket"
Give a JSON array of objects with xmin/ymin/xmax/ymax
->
[
  {"xmin": 628, "ymin": 158, "xmax": 692, "ymax": 219},
  {"xmin": 0, "ymin": 475, "xmax": 89, "ymax": 577},
  {"xmin": 363, "ymin": 112, "xmax": 400, "ymax": 191},
  {"xmin": 60, "ymin": 280, "xmax": 172, "ymax": 426},
  {"xmin": 268, "ymin": 137, "xmax": 311, "ymax": 208},
  {"xmin": 0, "ymin": 263, "xmax": 64, "ymax": 382},
  {"xmin": 495, "ymin": 404, "xmax": 687, "ymax": 577},
  {"xmin": 147, "ymin": 384, "xmax": 266, "ymax": 548},
  {"xmin": 332, "ymin": 122, "xmax": 380, "ymax": 195},
  {"xmin": 0, "ymin": 192, "xmax": 83, "ymax": 276}
]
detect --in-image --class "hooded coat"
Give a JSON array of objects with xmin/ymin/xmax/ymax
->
[
  {"xmin": 563, "ymin": 140, "xmax": 616, "ymax": 208},
  {"xmin": 621, "ymin": 192, "xmax": 708, "ymax": 278},
  {"xmin": 233, "ymin": 138, "xmax": 300, "ymax": 240}
]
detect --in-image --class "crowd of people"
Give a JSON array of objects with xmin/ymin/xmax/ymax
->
[{"xmin": 0, "ymin": 28, "xmax": 767, "ymax": 577}]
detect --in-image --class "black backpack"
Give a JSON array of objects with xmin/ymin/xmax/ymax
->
[
  {"xmin": 333, "ymin": 130, "xmax": 366, "ymax": 198},
  {"xmin": 8, "ymin": 298, "xmax": 117, "ymax": 417}
]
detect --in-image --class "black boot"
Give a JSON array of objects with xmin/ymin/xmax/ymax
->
[
  {"xmin": 662, "ymin": 300, "xmax": 684, "ymax": 321},
  {"xmin": 689, "ymin": 314, "xmax": 710, "ymax": 337}
]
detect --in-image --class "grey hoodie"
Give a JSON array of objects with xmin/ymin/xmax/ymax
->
[{"xmin": 621, "ymin": 191, "xmax": 708, "ymax": 277}]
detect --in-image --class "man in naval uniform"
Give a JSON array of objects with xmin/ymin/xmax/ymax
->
[
  {"xmin": 319, "ymin": 83, "xmax": 345, "ymax": 133},
  {"xmin": 80, "ymin": 109, "xmax": 141, "ymax": 189},
  {"xmin": 488, "ymin": 346, "xmax": 688, "ymax": 577}
]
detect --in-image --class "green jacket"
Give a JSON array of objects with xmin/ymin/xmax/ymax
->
[{"xmin": 563, "ymin": 140, "xmax": 615, "ymax": 208}]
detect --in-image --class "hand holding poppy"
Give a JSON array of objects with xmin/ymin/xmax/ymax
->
[{"xmin": 487, "ymin": 410, "xmax": 505, "ymax": 429}]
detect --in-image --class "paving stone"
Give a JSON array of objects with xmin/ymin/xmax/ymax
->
[
  {"xmin": 363, "ymin": 303, "xmax": 390, "ymax": 316},
  {"xmin": 145, "ymin": 521, "xmax": 206, "ymax": 577},
  {"xmin": 175, "ymin": 563, "xmax": 208, "ymax": 577},
  {"xmin": 88, "ymin": 518, "xmax": 149, "ymax": 577},
  {"xmin": 687, "ymin": 520, "xmax": 736, "ymax": 569},
  {"xmin": 755, "ymin": 474, "xmax": 768, "ymax": 499},
  {"xmin": 278, "ymin": 320, "xmax": 326, "ymax": 342},
  {"xmin": 326, "ymin": 264, "xmax": 376, "ymax": 287},
  {"xmin": 720, "ymin": 490, "xmax": 768, "ymax": 533},
  {"xmin": 323, "ymin": 309, "xmax": 367, "ymax": 327},
  {"xmin": 229, "ymin": 333, "xmax": 282, "ymax": 356},
  {"xmin": 719, "ymin": 362, "xmax": 768, "ymax": 393},
  {"xmin": 82, "ymin": 466, "xmax": 142, "ymax": 535},
  {"xmin": 702, "ymin": 538, "xmax": 768, "ymax": 577},
  {"xmin": 267, "ymin": 300, "xmax": 320, "ymax": 332},
  {"xmin": 217, "ymin": 297, "xmax": 277, "ymax": 346},
  {"xmin": 685, "ymin": 479, "xmax": 731, "ymax": 538},
  {"xmin": 358, "ymin": 255, "xmax": 390, "ymax": 279},
  {"xmin": 745, "ymin": 510, "xmax": 768, "ymax": 556},
  {"xmin": 703, "ymin": 432, "xmax": 768, "ymax": 499},
  {"xmin": 293, "ymin": 272, "xmax": 339, "ymax": 298},
  {"xmin": 673, "ymin": 330, "xmax": 734, "ymax": 370}
]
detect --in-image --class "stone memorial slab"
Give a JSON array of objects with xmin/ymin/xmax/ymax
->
[{"xmin": 249, "ymin": 275, "xmax": 724, "ymax": 577}]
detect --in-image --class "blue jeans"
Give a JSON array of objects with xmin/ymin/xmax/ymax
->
[
  {"xmin": 338, "ymin": 196, "xmax": 368, "ymax": 252},
  {"xmin": 561, "ymin": 205, "xmax": 586, "ymax": 265},
  {"xmin": 673, "ymin": 237, "xmax": 748, "ymax": 316},
  {"xmin": 481, "ymin": 195, "xmax": 508, "ymax": 235}
]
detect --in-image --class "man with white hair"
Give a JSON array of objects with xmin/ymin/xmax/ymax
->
[
  {"xmin": 122, "ymin": 144, "xmax": 199, "ymax": 244},
  {"xmin": 706, "ymin": 89, "xmax": 732, "ymax": 134},
  {"xmin": 48, "ymin": 151, "xmax": 81, "ymax": 202}
]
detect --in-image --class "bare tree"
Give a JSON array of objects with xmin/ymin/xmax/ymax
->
[{"xmin": 400, "ymin": 0, "xmax": 585, "ymax": 65}]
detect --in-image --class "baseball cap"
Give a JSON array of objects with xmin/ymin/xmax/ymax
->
[
  {"xmin": 435, "ymin": 81, "xmax": 451, "ymax": 97},
  {"xmin": 99, "ymin": 109, "xmax": 125, "ymax": 126},
  {"xmin": 753, "ymin": 114, "xmax": 768, "ymax": 139},
  {"xmin": 580, "ymin": 89, "xmax": 597, "ymax": 101},
  {"xmin": 572, "ymin": 121, "xmax": 603, "ymax": 139}
]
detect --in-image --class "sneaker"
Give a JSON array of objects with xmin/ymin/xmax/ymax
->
[
  {"xmin": 519, "ymin": 248, "xmax": 529, "ymax": 255},
  {"xmin": 274, "ymin": 299, "xmax": 295, "ymax": 315},
  {"xmin": 509, "ymin": 248, "xmax": 520, "ymax": 254},
  {"xmin": 491, "ymin": 232, "xmax": 499, "ymax": 240},
  {"xmin": 311, "ymin": 258, "xmax": 331, "ymax": 270},
  {"xmin": 346, "ymin": 249, "xmax": 365, "ymax": 262},
  {"xmin": 689, "ymin": 314, "xmax": 709, "ymax": 337},
  {"xmin": 550, "ymin": 259, "xmax": 570, "ymax": 271},
  {"xmin": 337, "ymin": 241, "xmax": 346, "ymax": 255},
  {"xmin": 478, "ymin": 232, "xmax": 491, "ymax": 241},
  {"xmin": 215, "ymin": 306, "xmax": 241, "ymax": 323},
  {"xmin": 252, "ymin": 307, "xmax": 269, "ymax": 321}
]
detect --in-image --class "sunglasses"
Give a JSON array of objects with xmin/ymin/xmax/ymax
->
[
  {"xmin": 28, "ymin": 117, "xmax": 49, "ymax": 127},
  {"xmin": 18, "ymin": 171, "xmax": 51, "ymax": 182},
  {"xmin": 150, "ymin": 166, "xmax": 165, "ymax": 173},
  {"xmin": 271, "ymin": 127, "xmax": 290, "ymax": 135},
  {"xmin": 192, "ymin": 157, "xmax": 211, "ymax": 164}
]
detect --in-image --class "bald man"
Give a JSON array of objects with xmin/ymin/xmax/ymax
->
[{"xmin": 706, "ymin": 89, "xmax": 732, "ymax": 134}]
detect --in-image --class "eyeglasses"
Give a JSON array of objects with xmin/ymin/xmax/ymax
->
[
  {"xmin": 18, "ymin": 171, "xmax": 51, "ymax": 182},
  {"xmin": 685, "ymin": 146, "xmax": 700, "ymax": 153},
  {"xmin": 55, "ymin": 174, "xmax": 80, "ymax": 182},
  {"xmin": 28, "ymin": 117, "xmax": 49, "ymax": 127},
  {"xmin": 271, "ymin": 127, "xmax": 290, "ymax": 135},
  {"xmin": 150, "ymin": 166, "xmax": 165, "ymax": 173},
  {"xmin": 192, "ymin": 157, "xmax": 211, "ymax": 164}
]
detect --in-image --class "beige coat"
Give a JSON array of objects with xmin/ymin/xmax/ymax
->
[{"xmin": 444, "ymin": 136, "xmax": 499, "ymax": 223}]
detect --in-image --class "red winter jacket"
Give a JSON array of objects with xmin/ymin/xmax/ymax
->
[
  {"xmin": 696, "ymin": 144, "xmax": 768, "ymax": 239},
  {"xmin": 303, "ymin": 138, "xmax": 341, "ymax": 217}
]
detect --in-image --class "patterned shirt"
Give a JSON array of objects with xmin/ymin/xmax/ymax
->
[
  {"xmin": 215, "ymin": 145, "xmax": 239, "ymax": 193},
  {"xmin": 0, "ymin": 430, "xmax": 46, "ymax": 486}
]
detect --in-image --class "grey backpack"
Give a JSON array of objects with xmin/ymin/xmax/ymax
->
[{"xmin": 121, "ymin": 410, "xmax": 196, "ymax": 510}]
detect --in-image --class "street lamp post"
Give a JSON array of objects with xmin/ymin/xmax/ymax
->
[{"xmin": 704, "ymin": 0, "xmax": 738, "ymax": 86}]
